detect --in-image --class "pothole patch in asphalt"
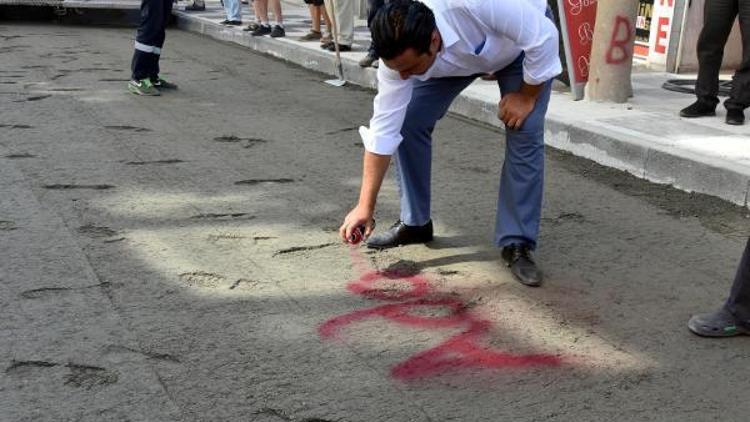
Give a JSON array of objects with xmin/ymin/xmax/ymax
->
[
  {"xmin": 272, "ymin": 243, "xmax": 336, "ymax": 257},
  {"xmin": 104, "ymin": 125, "xmax": 152, "ymax": 133},
  {"xmin": 4, "ymin": 152, "xmax": 36, "ymax": 159},
  {"xmin": 0, "ymin": 220, "xmax": 17, "ymax": 231},
  {"xmin": 0, "ymin": 124, "xmax": 33, "ymax": 129},
  {"xmin": 190, "ymin": 213, "xmax": 254, "ymax": 220},
  {"xmin": 44, "ymin": 184, "xmax": 115, "ymax": 190},
  {"xmin": 234, "ymin": 178, "xmax": 295, "ymax": 186},
  {"xmin": 77, "ymin": 224, "xmax": 118, "ymax": 238},
  {"xmin": 63, "ymin": 364, "xmax": 119, "ymax": 390},
  {"xmin": 102, "ymin": 345, "xmax": 180, "ymax": 363},
  {"xmin": 13, "ymin": 94, "xmax": 51, "ymax": 102},
  {"xmin": 124, "ymin": 159, "xmax": 184, "ymax": 166},
  {"xmin": 212, "ymin": 135, "xmax": 269, "ymax": 148}
]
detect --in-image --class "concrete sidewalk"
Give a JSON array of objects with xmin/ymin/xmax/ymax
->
[{"xmin": 173, "ymin": 1, "xmax": 750, "ymax": 209}]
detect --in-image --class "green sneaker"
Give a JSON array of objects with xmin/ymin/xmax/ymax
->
[
  {"xmin": 152, "ymin": 75, "xmax": 178, "ymax": 90},
  {"xmin": 128, "ymin": 78, "xmax": 160, "ymax": 96}
]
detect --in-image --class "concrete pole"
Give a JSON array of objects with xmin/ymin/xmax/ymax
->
[{"xmin": 585, "ymin": 0, "xmax": 639, "ymax": 102}]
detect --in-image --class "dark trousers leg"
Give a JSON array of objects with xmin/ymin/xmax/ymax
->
[
  {"xmin": 695, "ymin": 0, "xmax": 738, "ymax": 107},
  {"xmin": 366, "ymin": 0, "xmax": 385, "ymax": 56},
  {"xmin": 725, "ymin": 237, "xmax": 750, "ymax": 326},
  {"xmin": 726, "ymin": 0, "xmax": 750, "ymax": 110},
  {"xmin": 131, "ymin": 0, "xmax": 173, "ymax": 80}
]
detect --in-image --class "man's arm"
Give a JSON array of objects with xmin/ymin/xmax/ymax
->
[
  {"xmin": 339, "ymin": 151, "xmax": 391, "ymax": 242},
  {"xmin": 339, "ymin": 65, "xmax": 413, "ymax": 243}
]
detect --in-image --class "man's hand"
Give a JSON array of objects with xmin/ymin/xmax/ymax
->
[
  {"xmin": 498, "ymin": 92, "xmax": 536, "ymax": 130},
  {"xmin": 497, "ymin": 81, "xmax": 543, "ymax": 130},
  {"xmin": 339, "ymin": 205, "xmax": 375, "ymax": 244}
]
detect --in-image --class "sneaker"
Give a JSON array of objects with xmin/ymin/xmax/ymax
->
[
  {"xmin": 299, "ymin": 30, "xmax": 322, "ymax": 41},
  {"xmin": 184, "ymin": 3, "xmax": 205, "ymax": 10},
  {"xmin": 679, "ymin": 100, "xmax": 716, "ymax": 118},
  {"xmin": 688, "ymin": 308, "xmax": 750, "ymax": 337},
  {"xmin": 270, "ymin": 25, "xmax": 285, "ymax": 38},
  {"xmin": 151, "ymin": 76, "xmax": 178, "ymax": 90},
  {"xmin": 223, "ymin": 20, "xmax": 242, "ymax": 26},
  {"xmin": 322, "ymin": 42, "xmax": 351, "ymax": 52},
  {"xmin": 243, "ymin": 22, "xmax": 261, "ymax": 32},
  {"xmin": 358, "ymin": 51, "xmax": 378, "ymax": 67},
  {"xmin": 128, "ymin": 79, "xmax": 160, "ymax": 96},
  {"xmin": 251, "ymin": 24, "xmax": 272, "ymax": 36}
]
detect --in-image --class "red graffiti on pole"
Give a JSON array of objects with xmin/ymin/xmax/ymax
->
[
  {"xmin": 319, "ymin": 254, "xmax": 563, "ymax": 380},
  {"xmin": 605, "ymin": 15, "xmax": 635, "ymax": 65}
]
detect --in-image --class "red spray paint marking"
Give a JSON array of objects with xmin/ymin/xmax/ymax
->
[
  {"xmin": 320, "ymin": 249, "xmax": 563, "ymax": 380},
  {"xmin": 605, "ymin": 16, "xmax": 635, "ymax": 65}
]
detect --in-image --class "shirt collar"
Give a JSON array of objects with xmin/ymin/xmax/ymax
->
[{"xmin": 414, "ymin": 14, "xmax": 458, "ymax": 81}]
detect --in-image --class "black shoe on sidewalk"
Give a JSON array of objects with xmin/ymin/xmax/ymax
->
[
  {"xmin": 688, "ymin": 308, "xmax": 750, "ymax": 337},
  {"xmin": 679, "ymin": 100, "xmax": 716, "ymax": 118},
  {"xmin": 501, "ymin": 244, "xmax": 543, "ymax": 287},
  {"xmin": 270, "ymin": 25, "xmax": 285, "ymax": 38},
  {"xmin": 726, "ymin": 108, "xmax": 745, "ymax": 125},
  {"xmin": 185, "ymin": 3, "xmax": 205, "ymax": 11},
  {"xmin": 251, "ymin": 24, "xmax": 272, "ymax": 36},
  {"xmin": 366, "ymin": 220, "xmax": 433, "ymax": 249},
  {"xmin": 359, "ymin": 51, "xmax": 378, "ymax": 67}
]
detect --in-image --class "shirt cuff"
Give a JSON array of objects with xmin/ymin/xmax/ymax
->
[{"xmin": 359, "ymin": 126, "xmax": 401, "ymax": 156}]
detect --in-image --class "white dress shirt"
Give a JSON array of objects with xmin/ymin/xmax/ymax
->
[{"xmin": 360, "ymin": 0, "xmax": 562, "ymax": 155}]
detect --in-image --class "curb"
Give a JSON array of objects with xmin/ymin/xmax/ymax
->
[{"xmin": 174, "ymin": 11, "xmax": 750, "ymax": 210}]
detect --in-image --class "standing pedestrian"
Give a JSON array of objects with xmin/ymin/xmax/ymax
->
[
  {"xmin": 679, "ymin": 0, "xmax": 749, "ymax": 125},
  {"xmin": 128, "ymin": 0, "xmax": 178, "ymax": 96},
  {"xmin": 248, "ymin": 0, "xmax": 285, "ymax": 38},
  {"xmin": 338, "ymin": 0, "xmax": 561, "ymax": 287},
  {"xmin": 322, "ymin": 0, "xmax": 354, "ymax": 52},
  {"xmin": 689, "ymin": 237, "xmax": 750, "ymax": 336},
  {"xmin": 300, "ymin": 0, "xmax": 332, "ymax": 42},
  {"xmin": 359, "ymin": 0, "xmax": 386, "ymax": 67},
  {"xmin": 221, "ymin": 0, "xmax": 243, "ymax": 26}
]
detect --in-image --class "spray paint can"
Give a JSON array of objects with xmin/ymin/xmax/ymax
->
[{"xmin": 349, "ymin": 225, "xmax": 366, "ymax": 245}]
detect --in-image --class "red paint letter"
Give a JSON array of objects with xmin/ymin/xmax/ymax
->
[
  {"xmin": 606, "ymin": 16, "xmax": 634, "ymax": 65},
  {"xmin": 654, "ymin": 17, "xmax": 670, "ymax": 54}
]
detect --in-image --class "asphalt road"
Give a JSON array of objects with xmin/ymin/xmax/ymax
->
[{"xmin": 1, "ymin": 20, "xmax": 750, "ymax": 422}]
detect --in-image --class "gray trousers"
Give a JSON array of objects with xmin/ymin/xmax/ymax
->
[{"xmin": 725, "ymin": 237, "xmax": 750, "ymax": 327}]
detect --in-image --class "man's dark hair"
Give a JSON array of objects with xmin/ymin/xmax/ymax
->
[{"xmin": 371, "ymin": 0, "xmax": 436, "ymax": 60}]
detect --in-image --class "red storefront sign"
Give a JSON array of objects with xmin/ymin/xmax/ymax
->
[{"xmin": 557, "ymin": 0, "xmax": 598, "ymax": 99}]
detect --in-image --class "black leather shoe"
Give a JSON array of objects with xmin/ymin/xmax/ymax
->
[
  {"xmin": 679, "ymin": 100, "xmax": 716, "ymax": 118},
  {"xmin": 366, "ymin": 220, "xmax": 433, "ymax": 249},
  {"xmin": 501, "ymin": 244, "xmax": 543, "ymax": 287},
  {"xmin": 726, "ymin": 108, "xmax": 745, "ymax": 125}
]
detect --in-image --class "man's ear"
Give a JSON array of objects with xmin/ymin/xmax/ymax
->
[{"xmin": 430, "ymin": 29, "xmax": 441, "ymax": 53}]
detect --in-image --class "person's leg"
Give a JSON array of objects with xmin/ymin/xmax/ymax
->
[
  {"xmin": 310, "ymin": 4, "xmax": 321, "ymax": 33},
  {"xmin": 255, "ymin": 0, "xmax": 268, "ymax": 24},
  {"xmin": 689, "ymin": 237, "xmax": 750, "ymax": 337},
  {"xmin": 395, "ymin": 77, "xmax": 476, "ymax": 226},
  {"xmin": 725, "ymin": 237, "xmax": 750, "ymax": 325},
  {"xmin": 270, "ymin": 0, "xmax": 282, "ymax": 25},
  {"xmin": 695, "ymin": 0, "xmax": 738, "ymax": 108},
  {"xmin": 131, "ymin": 0, "xmax": 165, "ymax": 85},
  {"xmin": 224, "ymin": 0, "xmax": 242, "ymax": 22},
  {"xmin": 360, "ymin": 0, "xmax": 384, "ymax": 66},
  {"xmin": 333, "ymin": 0, "xmax": 354, "ymax": 46},
  {"xmin": 493, "ymin": 54, "xmax": 552, "ymax": 250},
  {"xmin": 725, "ymin": 0, "xmax": 750, "ymax": 113},
  {"xmin": 321, "ymin": 2, "xmax": 332, "ymax": 42}
]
